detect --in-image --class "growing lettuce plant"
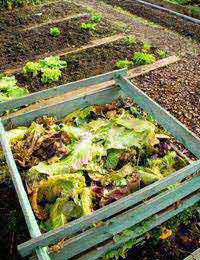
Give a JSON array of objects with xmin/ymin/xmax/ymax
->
[
  {"xmin": 22, "ymin": 56, "xmax": 67, "ymax": 84},
  {"xmin": 90, "ymin": 14, "xmax": 102, "ymax": 23},
  {"xmin": 41, "ymin": 68, "xmax": 61, "ymax": 84},
  {"xmin": 116, "ymin": 59, "xmax": 133, "ymax": 69},
  {"xmin": 22, "ymin": 61, "xmax": 41, "ymax": 77},
  {"xmin": 81, "ymin": 23, "xmax": 96, "ymax": 30},
  {"xmin": 49, "ymin": 27, "xmax": 61, "ymax": 37},
  {"xmin": 133, "ymin": 52, "xmax": 156, "ymax": 65}
]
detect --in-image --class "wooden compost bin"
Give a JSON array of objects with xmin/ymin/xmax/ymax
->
[{"xmin": 0, "ymin": 69, "xmax": 199, "ymax": 260}]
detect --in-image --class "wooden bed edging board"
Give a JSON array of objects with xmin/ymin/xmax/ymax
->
[
  {"xmin": 0, "ymin": 71, "xmax": 199, "ymax": 260},
  {"xmin": 184, "ymin": 248, "xmax": 200, "ymax": 260},
  {"xmin": 136, "ymin": 0, "xmax": 200, "ymax": 25},
  {"xmin": 2, "ymin": 55, "xmax": 180, "ymax": 118},
  {"xmin": 0, "ymin": 121, "xmax": 50, "ymax": 260},
  {"xmin": 19, "ymin": 13, "xmax": 89, "ymax": 32}
]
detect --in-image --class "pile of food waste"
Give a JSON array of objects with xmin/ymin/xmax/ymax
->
[{"xmin": 6, "ymin": 97, "xmax": 188, "ymax": 232}]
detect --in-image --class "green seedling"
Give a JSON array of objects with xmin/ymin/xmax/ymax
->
[
  {"xmin": 50, "ymin": 27, "xmax": 61, "ymax": 37},
  {"xmin": 116, "ymin": 59, "xmax": 133, "ymax": 69},
  {"xmin": 81, "ymin": 23, "xmax": 96, "ymax": 30},
  {"xmin": 133, "ymin": 52, "xmax": 156, "ymax": 65},
  {"xmin": 124, "ymin": 35, "xmax": 136, "ymax": 46}
]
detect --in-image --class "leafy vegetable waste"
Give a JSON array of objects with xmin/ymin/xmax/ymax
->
[{"xmin": 7, "ymin": 97, "xmax": 188, "ymax": 232}]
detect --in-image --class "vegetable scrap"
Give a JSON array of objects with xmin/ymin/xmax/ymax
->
[{"xmin": 6, "ymin": 97, "xmax": 188, "ymax": 232}]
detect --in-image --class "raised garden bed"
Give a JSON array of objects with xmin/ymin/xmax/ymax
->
[
  {"xmin": 0, "ymin": 0, "xmax": 84, "ymax": 31},
  {"xmin": 12, "ymin": 38, "xmax": 168, "ymax": 94},
  {"xmin": 100, "ymin": 0, "xmax": 200, "ymax": 40},
  {"xmin": 0, "ymin": 15, "xmax": 120, "ymax": 70},
  {"xmin": 146, "ymin": 0, "xmax": 200, "ymax": 19}
]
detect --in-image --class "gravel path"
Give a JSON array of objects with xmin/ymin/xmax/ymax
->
[{"xmin": 75, "ymin": 0, "xmax": 200, "ymax": 137}]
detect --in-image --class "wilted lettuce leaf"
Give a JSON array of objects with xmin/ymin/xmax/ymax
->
[
  {"xmin": 62, "ymin": 107, "xmax": 92, "ymax": 126},
  {"xmin": 36, "ymin": 174, "xmax": 85, "ymax": 202},
  {"xmin": 105, "ymin": 126, "xmax": 151, "ymax": 150},
  {"xmin": 134, "ymin": 167, "xmax": 161, "ymax": 185},
  {"xmin": 81, "ymin": 187, "xmax": 93, "ymax": 216},
  {"xmin": 30, "ymin": 174, "xmax": 85, "ymax": 222},
  {"xmin": 47, "ymin": 198, "xmax": 82, "ymax": 230},
  {"xmin": 135, "ymin": 151, "xmax": 178, "ymax": 184},
  {"xmin": 105, "ymin": 149, "xmax": 121, "ymax": 170},
  {"xmin": 6, "ymin": 127, "xmax": 28, "ymax": 143},
  {"xmin": 62, "ymin": 125, "xmax": 91, "ymax": 140},
  {"xmin": 89, "ymin": 163, "xmax": 134, "ymax": 186}
]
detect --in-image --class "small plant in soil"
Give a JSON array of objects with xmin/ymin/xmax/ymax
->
[
  {"xmin": 157, "ymin": 49, "xmax": 167, "ymax": 59},
  {"xmin": 41, "ymin": 68, "xmax": 61, "ymax": 84},
  {"xmin": 23, "ymin": 61, "xmax": 41, "ymax": 77},
  {"xmin": 133, "ymin": 52, "xmax": 156, "ymax": 65},
  {"xmin": 23, "ymin": 56, "xmax": 67, "ymax": 84},
  {"xmin": 90, "ymin": 14, "xmax": 103, "ymax": 23},
  {"xmin": 116, "ymin": 59, "xmax": 133, "ymax": 69},
  {"xmin": 81, "ymin": 23, "xmax": 96, "ymax": 30},
  {"xmin": 124, "ymin": 36, "xmax": 136, "ymax": 46},
  {"xmin": 142, "ymin": 41, "xmax": 151, "ymax": 52},
  {"xmin": 49, "ymin": 27, "xmax": 61, "ymax": 37}
]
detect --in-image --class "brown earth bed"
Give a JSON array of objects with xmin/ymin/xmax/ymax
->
[
  {"xmin": 14, "ymin": 39, "xmax": 166, "ymax": 93},
  {"xmin": 145, "ymin": 0, "xmax": 200, "ymax": 19},
  {"xmin": 101, "ymin": 0, "xmax": 200, "ymax": 40},
  {"xmin": 0, "ymin": 0, "xmax": 83, "ymax": 31},
  {"xmin": 0, "ymin": 16, "xmax": 119, "ymax": 71}
]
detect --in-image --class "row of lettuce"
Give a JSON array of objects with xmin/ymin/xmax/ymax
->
[{"xmin": 0, "ymin": 36, "xmax": 167, "ymax": 103}]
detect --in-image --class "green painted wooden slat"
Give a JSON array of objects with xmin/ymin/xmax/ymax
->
[
  {"xmin": 76, "ymin": 194, "xmax": 200, "ymax": 260},
  {"xmin": 50, "ymin": 177, "xmax": 200, "ymax": 260},
  {"xmin": 0, "ymin": 69, "xmax": 127, "ymax": 113},
  {"xmin": 3, "ymin": 86, "xmax": 122, "ymax": 128},
  {"xmin": 0, "ymin": 120, "xmax": 50, "ymax": 260},
  {"xmin": 184, "ymin": 248, "xmax": 200, "ymax": 260},
  {"xmin": 116, "ymin": 77, "xmax": 200, "ymax": 158},
  {"xmin": 18, "ymin": 160, "xmax": 200, "ymax": 257}
]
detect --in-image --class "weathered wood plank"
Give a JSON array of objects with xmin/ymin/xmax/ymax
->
[
  {"xmin": 2, "ymin": 85, "xmax": 122, "ymax": 127},
  {"xmin": 2, "ymin": 55, "xmax": 179, "ymax": 119},
  {"xmin": 0, "ymin": 69, "xmax": 126, "ymax": 114},
  {"xmin": 50, "ymin": 176, "xmax": 200, "ymax": 260},
  {"xmin": 0, "ymin": 120, "xmax": 50, "ymax": 260},
  {"xmin": 19, "ymin": 13, "xmax": 87, "ymax": 32},
  {"xmin": 116, "ymin": 77, "xmax": 200, "ymax": 158},
  {"xmin": 18, "ymin": 170, "xmax": 200, "ymax": 257},
  {"xmin": 76, "ymin": 194, "xmax": 200, "ymax": 260},
  {"xmin": 184, "ymin": 248, "xmax": 200, "ymax": 260}
]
